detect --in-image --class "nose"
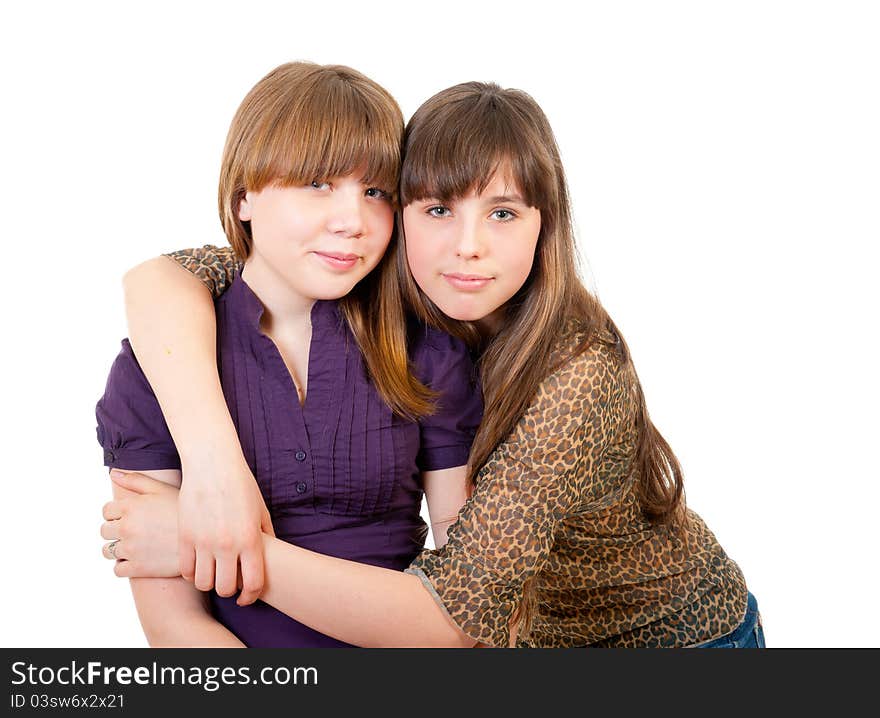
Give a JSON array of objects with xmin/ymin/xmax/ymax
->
[
  {"xmin": 326, "ymin": 188, "xmax": 366, "ymax": 238},
  {"xmin": 454, "ymin": 220, "xmax": 487, "ymax": 259}
]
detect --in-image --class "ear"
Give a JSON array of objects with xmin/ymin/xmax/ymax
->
[{"xmin": 238, "ymin": 191, "xmax": 253, "ymax": 222}]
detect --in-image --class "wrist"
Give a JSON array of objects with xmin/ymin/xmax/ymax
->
[
  {"xmin": 158, "ymin": 386, "xmax": 240, "ymax": 465},
  {"xmin": 179, "ymin": 445, "xmax": 251, "ymax": 482}
]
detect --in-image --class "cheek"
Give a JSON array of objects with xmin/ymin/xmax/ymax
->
[
  {"xmin": 512, "ymin": 243, "xmax": 538, "ymax": 280},
  {"xmin": 501, "ymin": 229, "xmax": 540, "ymax": 289},
  {"xmin": 516, "ymin": 218, "xmax": 541, "ymax": 274},
  {"xmin": 404, "ymin": 229, "xmax": 435, "ymax": 280},
  {"xmin": 373, "ymin": 206, "xmax": 394, "ymax": 248},
  {"xmin": 259, "ymin": 203, "xmax": 308, "ymax": 240}
]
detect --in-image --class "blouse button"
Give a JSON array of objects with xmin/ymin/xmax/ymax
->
[
  {"xmin": 295, "ymin": 482, "xmax": 308, "ymax": 494},
  {"xmin": 295, "ymin": 450, "xmax": 307, "ymax": 461}
]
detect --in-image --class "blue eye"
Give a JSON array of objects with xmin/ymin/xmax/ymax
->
[
  {"xmin": 492, "ymin": 209, "xmax": 516, "ymax": 221},
  {"xmin": 427, "ymin": 206, "xmax": 451, "ymax": 218}
]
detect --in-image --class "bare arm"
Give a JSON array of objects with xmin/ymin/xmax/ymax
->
[
  {"xmin": 422, "ymin": 465, "xmax": 469, "ymax": 548},
  {"xmin": 122, "ymin": 253, "xmax": 271, "ymax": 605},
  {"xmin": 108, "ymin": 332, "xmax": 619, "ymax": 649},
  {"xmin": 108, "ymin": 468, "xmax": 244, "ymax": 648},
  {"xmin": 108, "ymin": 471, "xmax": 477, "ymax": 647},
  {"xmin": 258, "ymin": 535, "xmax": 476, "ymax": 648},
  {"xmin": 122, "ymin": 257, "xmax": 240, "ymax": 469}
]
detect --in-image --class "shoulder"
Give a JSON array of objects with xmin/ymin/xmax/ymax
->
[
  {"xmin": 97, "ymin": 340, "xmax": 161, "ymax": 431},
  {"xmin": 539, "ymin": 321, "xmax": 629, "ymax": 407},
  {"xmin": 407, "ymin": 320, "xmax": 482, "ymax": 430},
  {"xmin": 105, "ymin": 338, "xmax": 149, "ymax": 383},
  {"xmin": 408, "ymin": 319, "xmax": 476, "ymax": 380},
  {"xmin": 163, "ymin": 244, "xmax": 241, "ymax": 297},
  {"xmin": 497, "ymin": 324, "xmax": 635, "ymax": 472},
  {"xmin": 163, "ymin": 243, "xmax": 238, "ymax": 265},
  {"xmin": 409, "ymin": 318, "xmax": 472, "ymax": 356},
  {"xmin": 96, "ymin": 340, "xmax": 179, "ymax": 470},
  {"xmin": 99, "ymin": 339, "xmax": 159, "ymax": 405}
]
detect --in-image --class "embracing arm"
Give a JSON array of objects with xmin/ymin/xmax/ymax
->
[
  {"xmin": 111, "ymin": 338, "xmax": 626, "ymax": 647},
  {"xmin": 110, "ymin": 469, "xmax": 244, "ymax": 648},
  {"xmin": 253, "ymin": 465, "xmax": 471, "ymax": 645},
  {"xmin": 122, "ymin": 255, "xmax": 238, "ymax": 470},
  {"xmin": 122, "ymin": 248, "xmax": 271, "ymax": 605},
  {"xmin": 258, "ymin": 535, "xmax": 475, "ymax": 648},
  {"xmin": 109, "ymin": 471, "xmax": 475, "ymax": 648}
]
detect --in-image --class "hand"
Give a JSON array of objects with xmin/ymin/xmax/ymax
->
[
  {"xmin": 101, "ymin": 472, "xmax": 182, "ymax": 578},
  {"xmin": 177, "ymin": 456, "xmax": 274, "ymax": 606}
]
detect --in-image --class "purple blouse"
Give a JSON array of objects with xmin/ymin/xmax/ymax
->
[{"xmin": 96, "ymin": 273, "xmax": 482, "ymax": 647}]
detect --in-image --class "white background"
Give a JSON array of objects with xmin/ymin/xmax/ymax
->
[{"xmin": 1, "ymin": 1, "xmax": 877, "ymax": 648}]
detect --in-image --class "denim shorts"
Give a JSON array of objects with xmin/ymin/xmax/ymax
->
[{"xmin": 691, "ymin": 592, "xmax": 766, "ymax": 648}]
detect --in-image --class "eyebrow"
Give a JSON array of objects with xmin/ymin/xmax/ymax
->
[
  {"xmin": 486, "ymin": 194, "xmax": 527, "ymax": 205},
  {"xmin": 414, "ymin": 193, "xmax": 528, "ymax": 205}
]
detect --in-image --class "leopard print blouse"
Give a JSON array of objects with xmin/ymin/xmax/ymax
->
[{"xmin": 164, "ymin": 244, "xmax": 749, "ymax": 648}]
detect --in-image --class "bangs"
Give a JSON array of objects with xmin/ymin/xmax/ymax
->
[
  {"xmin": 400, "ymin": 86, "xmax": 554, "ymax": 209},
  {"xmin": 239, "ymin": 68, "xmax": 402, "ymax": 197}
]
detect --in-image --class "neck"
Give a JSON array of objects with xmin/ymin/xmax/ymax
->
[
  {"xmin": 241, "ymin": 257, "xmax": 315, "ymax": 336},
  {"xmin": 474, "ymin": 306, "xmax": 506, "ymax": 339}
]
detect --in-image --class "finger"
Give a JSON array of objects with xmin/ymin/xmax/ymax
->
[
  {"xmin": 102, "ymin": 501, "xmax": 123, "ymax": 521},
  {"xmin": 260, "ymin": 509, "xmax": 276, "ymax": 538},
  {"xmin": 214, "ymin": 555, "xmax": 239, "ymax": 598},
  {"xmin": 110, "ymin": 470, "xmax": 163, "ymax": 495},
  {"xmin": 236, "ymin": 548, "xmax": 265, "ymax": 606},
  {"xmin": 114, "ymin": 560, "xmax": 132, "ymax": 578},
  {"xmin": 102, "ymin": 540, "xmax": 125, "ymax": 561},
  {"xmin": 179, "ymin": 543, "xmax": 196, "ymax": 582},
  {"xmin": 193, "ymin": 550, "xmax": 215, "ymax": 592},
  {"xmin": 100, "ymin": 520, "xmax": 121, "ymax": 541}
]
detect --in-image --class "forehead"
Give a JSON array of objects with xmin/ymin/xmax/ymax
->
[
  {"xmin": 474, "ymin": 172, "xmax": 524, "ymax": 200},
  {"xmin": 416, "ymin": 170, "xmax": 525, "ymax": 203}
]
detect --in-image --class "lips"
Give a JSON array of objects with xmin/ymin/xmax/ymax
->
[
  {"xmin": 313, "ymin": 251, "xmax": 361, "ymax": 270},
  {"xmin": 442, "ymin": 272, "xmax": 494, "ymax": 291}
]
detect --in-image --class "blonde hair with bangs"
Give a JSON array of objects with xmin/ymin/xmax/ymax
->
[
  {"xmin": 219, "ymin": 62, "xmax": 402, "ymax": 260},
  {"xmin": 218, "ymin": 61, "xmax": 434, "ymax": 420}
]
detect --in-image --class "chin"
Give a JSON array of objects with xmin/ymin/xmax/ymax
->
[
  {"xmin": 314, "ymin": 286, "xmax": 358, "ymax": 301},
  {"xmin": 302, "ymin": 276, "xmax": 363, "ymax": 300},
  {"xmin": 433, "ymin": 301, "xmax": 487, "ymax": 323}
]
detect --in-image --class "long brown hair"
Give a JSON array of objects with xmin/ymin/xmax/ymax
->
[
  {"xmin": 398, "ymin": 82, "xmax": 686, "ymax": 527},
  {"xmin": 218, "ymin": 62, "xmax": 433, "ymax": 419}
]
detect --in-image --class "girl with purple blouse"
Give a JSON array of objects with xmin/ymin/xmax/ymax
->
[
  {"xmin": 101, "ymin": 80, "xmax": 760, "ymax": 647},
  {"xmin": 96, "ymin": 63, "xmax": 481, "ymax": 647}
]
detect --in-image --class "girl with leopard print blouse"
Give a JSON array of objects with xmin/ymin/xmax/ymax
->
[{"xmin": 100, "ymin": 80, "xmax": 762, "ymax": 647}]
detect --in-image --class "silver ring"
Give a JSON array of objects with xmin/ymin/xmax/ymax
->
[{"xmin": 107, "ymin": 539, "xmax": 120, "ymax": 560}]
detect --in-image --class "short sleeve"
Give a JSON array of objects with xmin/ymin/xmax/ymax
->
[
  {"xmin": 406, "ymin": 337, "xmax": 628, "ymax": 646},
  {"xmin": 410, "ymin": 326, "xmax": 483, "ymax": 472},
  {"xmin": 163, "ymin": 244, "xmax": 242, "ymax": 298},
  {"xmin": 95, "ymin": 339, "xmax": 181, "ymax": 471}
]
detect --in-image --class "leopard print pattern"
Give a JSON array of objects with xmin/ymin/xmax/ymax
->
[
  {"xmin": 409, "ymin": 325, "xmax": 747, "ymax": 648},
  {"xmin": 164, "ymin": 244, "xmax": 241, "ymax": 298},
  {"xmin": 167, "ymin": 246, "xmax": 748, "ymax": 647}
]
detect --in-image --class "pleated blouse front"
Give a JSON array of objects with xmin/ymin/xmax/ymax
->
[{"xmin": 96, "ymin": 273, "xmax": 483, "ymax": 647}]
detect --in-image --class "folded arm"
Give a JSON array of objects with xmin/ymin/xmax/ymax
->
[
  {"xmin": 109, "ymin": 468, "xmax": 244, "ymax": 648},
  {"xmin": 108, "ymin": 471, "xmax": 476, "ymax": 647}
]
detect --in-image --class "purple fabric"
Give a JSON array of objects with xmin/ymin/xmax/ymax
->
[{"xmin": 96, "ymin": 273, "xmax": 482, "ymax": 647}]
